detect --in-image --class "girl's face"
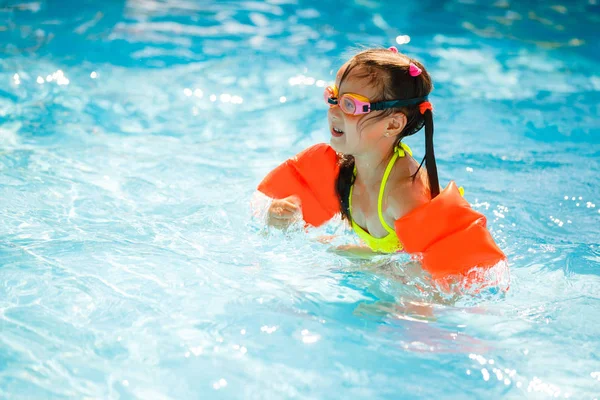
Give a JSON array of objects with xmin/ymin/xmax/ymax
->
[{"xmin": 328, "ymin": 64, "xmax": 392, "ymax": 155}]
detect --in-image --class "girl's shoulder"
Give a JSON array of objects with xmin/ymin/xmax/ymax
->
[{"xmin": 387, "ymin": 165, "xmax": 430, "ymax": 221}]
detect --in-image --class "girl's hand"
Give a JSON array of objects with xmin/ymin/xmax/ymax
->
[
  {"xmin": 328, "ymin": 244, "xmax": 377, "ymax": 259},
  {"xmin": 266, "ymin": 195, "xmax": 302, "ymax": 229}
]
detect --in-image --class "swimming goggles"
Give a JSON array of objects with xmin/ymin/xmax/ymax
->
[{"xmin": 323, "ymin": 85, "xmax": 428, "ymax": 116}]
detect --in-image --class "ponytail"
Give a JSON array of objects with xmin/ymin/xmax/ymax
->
[
  {"xmin": 412, "ymin": 102, "xmax": 439, "ymax": 199},
  {"xmin": 422, "ymin": 106, "xmax": 439, "ymax": 198}
]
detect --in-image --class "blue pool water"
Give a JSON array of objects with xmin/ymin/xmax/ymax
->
[{"xmin": 1, "ymin": 0, "xmax": 599, "ymax": 398}]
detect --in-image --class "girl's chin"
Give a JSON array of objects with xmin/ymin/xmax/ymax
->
[
  {"xmin": 329, "ymin": 136, "xmax": 344, "ymax": 150},
  {"xmin": 329, "ymin": 140, "xmax": 356, "ymax": 157}
]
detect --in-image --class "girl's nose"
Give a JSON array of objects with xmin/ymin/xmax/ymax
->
[{"xmin": 328, "ymin": 104, "xmax": 343, "ymax": 119}]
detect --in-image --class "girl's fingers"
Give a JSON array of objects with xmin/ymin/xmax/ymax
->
[
  {"xmin": 279, "ymin": 201, "xmax": 301, "ymax": 213},
  {"xmin": 286, "ymin": 195, "xmax": 301, "ymax": 206},
  {"xmin": 269, "ymin": 212, "xmax": 294, "ymax": 220},
  {"xmin": 270, "ymin": 206, "xmax": 299, "ymax": 219},
  {"xmin": 271, "ymin": 198, "xmax": 301, "ymax": 214}
]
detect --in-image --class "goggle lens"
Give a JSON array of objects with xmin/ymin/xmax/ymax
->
[{"xmin": 340, "ymin": 96, "xmax": 357, "ymax": 114}]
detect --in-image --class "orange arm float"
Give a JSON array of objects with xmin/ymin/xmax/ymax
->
[
  {"xmin": 257, "ymin": 143, "xmax": 341, "ymax": 227},
  {"xmin": 394, "ymin": 181, "xmax": 506, "ymax": 280}
]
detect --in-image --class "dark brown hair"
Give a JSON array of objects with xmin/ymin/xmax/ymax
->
[{"xmin": 335, "ymin": 48, "xmax": 438, "ymax": 220}]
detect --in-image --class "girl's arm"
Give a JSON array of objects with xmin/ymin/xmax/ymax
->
[{"xmin": 327, "ymin": 243, "xmax": 379, "ymax": 259}]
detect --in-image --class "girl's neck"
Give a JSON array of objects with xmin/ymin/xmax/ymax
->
[{"xmin": 352, "ymin": 148, "xmax": 393, "ymax": 184}]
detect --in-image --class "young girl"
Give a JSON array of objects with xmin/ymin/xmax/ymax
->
[{"xmin": 256, "ymin": 47, "xmax": 506, "ymax": 285}]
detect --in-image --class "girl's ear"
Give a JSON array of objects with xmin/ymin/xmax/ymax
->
[{"xmin": 384, "ymin": 113, "xmax": 407, "ymax": 137}]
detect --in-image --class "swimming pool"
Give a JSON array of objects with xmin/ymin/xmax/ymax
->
[{"xmin": 1, "ymin": 0, "xmax": 599, "ymax": 398}]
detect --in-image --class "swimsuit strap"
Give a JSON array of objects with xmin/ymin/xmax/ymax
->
[
  {"xmin": 350, "ymin": 142, "xmax": 412, "ymax": 235},
  {"xmin": 377, "ymin": 156, "xmax": 397, "ymax": 234},
  {"xmin": 396, "ymin": 141, "xmax": 413, "ymax": 158},
  {"xmin": 378, "ymin": 142, "xmax": 412, "ymax": 234}
]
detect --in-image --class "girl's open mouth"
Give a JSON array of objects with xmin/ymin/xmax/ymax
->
[{"xmin": 331, "ymin": 127, "xmax": 344, "ymax": 137}]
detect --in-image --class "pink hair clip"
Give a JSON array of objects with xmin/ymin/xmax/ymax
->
[
  {"xmin": 409, "ymin": 62, "xmax": 422, "ymax": 77},
  {"xmin": 388, "ymin": 46, "xmax": 398, "ymax": 53}
]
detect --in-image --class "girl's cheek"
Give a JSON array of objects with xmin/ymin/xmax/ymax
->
[
  {"xmin": 347, "ymin": 117, "xmax": 363, "ymax": 133},
  {"xmin": 343, "ymin": 114, "xmax": 361, "ymax": 125}
]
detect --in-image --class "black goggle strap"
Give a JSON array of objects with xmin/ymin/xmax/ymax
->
[{"xmin": 369, "ymin": 96, "xmax": 428, "ymax": 111}]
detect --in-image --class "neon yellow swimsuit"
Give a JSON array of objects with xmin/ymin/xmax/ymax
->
[{"xmin": 348, "ymin": 143, "xmax": 413, "ymax": 253}]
